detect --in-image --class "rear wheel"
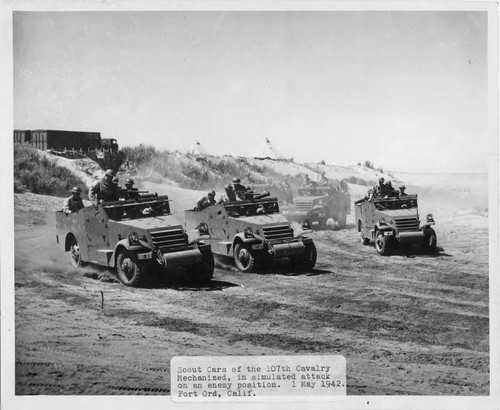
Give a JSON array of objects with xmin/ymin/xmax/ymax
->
[
  {"xmin": 116, "ymin": 250, "xmax": 144, "ymax": 287},
  {"xmin": 359, "ymin": 221, "xmax": 370, "ymax": 245},
  {"xmin": 375, "ymin": 231, "xmax": 392, "ymax": 256},
  {"xmin": 233, "ymin": 243, "xmax": 256, "ymax": 272},
  {"xmin": 291, "ymin": 242, "xmax": 317, "ymax": 271},
  {"xmin": 69, "ymin": 236, "xmax": 84, "ymax": 267},
  {"xmin": 424, "ymin": 228, "xmax": 437, "ymax": 255}
]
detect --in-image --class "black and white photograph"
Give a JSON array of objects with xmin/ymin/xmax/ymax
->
[{"xmin": 1, "ymin": 1, "xmax": 498, "ymax": 409}]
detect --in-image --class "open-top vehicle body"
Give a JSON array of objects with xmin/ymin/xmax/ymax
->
[
  {"xmin": 283, "ymin": 186, "xmax": 351, "ymax": 229},
  {"xmin": 55, "ymin": 193, "xmax": 214, "ymax": 286},
  {"xmin": 354, "ymin": 194, "xmax": 437, "ymax": 255},
  {"xmin": 184, "ymin": 192, "xmax": 317, "ymax": 272}
]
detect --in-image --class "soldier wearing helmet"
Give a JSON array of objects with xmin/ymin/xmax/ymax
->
[
  {"xmin": 369, "ymin": 177, "xmax": 386, "ymax": 200},
  {"xmin": 398, "ymin": 185, "xmax": 408, "ymax": 197},
  {"xmin": 384, "ymin": 181, "xmax": 397, "ymax": 197},
  {"xmin": 232, "ymin": 177, "xmax": 250, "ymax": 200},
  {"xmin": 89, "ymin": 169, "xmax": 119, "ymax": 204},
  {"xmin": 194, "ymin": 190, "xmax": 217, "ymax": 211},
  {"xmin": 119, "ymin": 178, "xmax": 140, "ymax": 200},
  {"xmin": 63, "ymin": 187, "xmax": 84, "ymax": 214}
]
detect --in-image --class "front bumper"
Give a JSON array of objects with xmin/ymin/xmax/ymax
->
[
  {"xmin": 397, "ymin": 231, "xmax": 425, "ymax": 243},
  {"xmin": 251, "ymin": 240, "xmax": 306, "ymax": 258}
]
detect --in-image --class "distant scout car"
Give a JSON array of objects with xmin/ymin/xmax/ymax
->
[
  {"xmin": 354, "ymin": 194, "xmax": 437, "ymax": 255},
  {"xmin": 283, "ymin": 185, "xmax": 351, "ymax": 229},
  {"xmin": 55, "ymin": 193, "xmax": 214, "ymax": 286},
  {"xmin": 184, "ymin": 192, "xmax": 317, "ymax": 272}
]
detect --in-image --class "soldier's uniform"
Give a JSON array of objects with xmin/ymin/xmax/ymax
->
[
  {"xmin": 195, "ymin": 191, "xmax": 216, "ymax": 211},
  {"xmin": 222, "ymin": 185, "xmax": 237, "ymax": 202},
  {"xmin": 398, "ymin": 186, "xmax": 408, "ymax": 197},
  {"xmin": 62, "ymin": 187, "xmax": 84, "ymax": 213},
  {"xmin": 232, "ymin": 178, "xmax": 250, "ymax": 200},
  {"xmin": 89, "ymin": 169, "xmax": 119, "ymax": 203}
]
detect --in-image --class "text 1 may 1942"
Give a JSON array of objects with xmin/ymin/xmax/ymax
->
[{"xmin": 171, "ymin": 355, "xmax": 346, "ymax": 403}]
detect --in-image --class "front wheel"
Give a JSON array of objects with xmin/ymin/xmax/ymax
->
[
  {"xmin": 291, "ymin": 242, "xmax": 317, "ymax": 271},
  {"xmin": 233, "ymin": 243, "xmax": 256, "ymax": 272},
  {"xmin": 375, "ymin": 231, "xmax": 392, "ymax": 256},
  {"xmin": 116, "ymin": 250, "xmax": 145, "ymax": 287},
  {"xmin": 190, "ymin": 251, "xmax": 215, "ymax": 283},
  {"xmin": 424, "ymin": 228, "xmax": 437, "ymax": 255}
]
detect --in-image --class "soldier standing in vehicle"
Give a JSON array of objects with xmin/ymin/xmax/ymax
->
[
  {"xmin": 89, "ymin": 169, "xmax": 119, "ymax": 204},
  {"xmin": 384, "ymin": 181, "xmax": 397, "ymax": 197},
  {"xmin": 63, "ymin": 187, "xmax": 84, "ymax": 214},
  {"xmin": 398, "ymin": 185, "xmax": 408, "ymax": 196},
  {"xmin": 221, "ymin": 184, "xmax": 237, "ymax": 202},
  {"xmin": 317, "ymin": 171, "xmax": 329, "ymax": 186},
  {"xmin": 233, "ymin": 178, "xmax": 250, "ymax": 200},
  {"xmin": 195, "ymin": 190, "xmax": 216, "ymax": 211},
  {"xmin": 120, "ymin": 178, "xmax": 140, "ymax": 200},
  {"xmin": 369, "ymin": 177, "xmax": 386, "ymax": 200}
]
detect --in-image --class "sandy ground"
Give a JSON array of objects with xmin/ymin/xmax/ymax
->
[{"xmin": 12, "ymin": 177, "xmax": 490, "ymax": 396}]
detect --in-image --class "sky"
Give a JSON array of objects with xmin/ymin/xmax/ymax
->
[{"xmin": 13, "ymin": 10, "xmax": 490, "ymax": 173}]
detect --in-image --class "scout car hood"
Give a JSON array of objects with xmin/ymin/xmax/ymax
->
[
  {"xmin": 110, "ymin": 214, "xmax": 184, "ymax": 231},
  {"xmin": 230, "ymin": 213, "xmax": 289, "ymax": 226},
  {"xmin": 376, "ymin": 208, "xmax": 418, "ymax": 218}
]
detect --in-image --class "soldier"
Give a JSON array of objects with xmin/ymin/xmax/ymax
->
[
  {"xmin": 398, "ymin": 185, "xmax": 408, "ymax": 196},
  {"xmin": 233, "ymin": 178, "xmax": 250, "ymax": 200},
  {"xmin": 112, "ymin": 176, "xmax": 119, "ymax": 187},
  {"xmin": 120, "ymin": 178, "xmax": 140, "ymax": 200},
  {"xmin": 317, "ymin": 171, "xmax": 329, "ymax": 186},
  {"xmin": 369, "ymin": 177, "xmax": 385, "ymax": 200},
  {"xmin": 222, "ymin": 184, "xmax": 237, "ymax": 202},
  {"xmin": 195, "ymin": 190, "xmax": 216, "ymax": 211},
  {"xmin": 63, "ymin": 187, "xmax": 85, "ymax": 214},
  {"xmin": 384, "ymin": 181, "xmax": 397, "ymax": 197},
  {"xmin": 303, "ymin": 174, "xmax": 312, "ymax": 187},
  {"xmin": 89, "ymin": 169, "xmax": 119, "ymax": 204}
]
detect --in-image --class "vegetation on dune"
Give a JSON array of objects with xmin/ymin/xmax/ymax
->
[
  {"xmin": 14, "ymin": 144, "xmax": 88, "ymax": 197},
  {"xmin": 122, "ymin": 144, "xmax": 297, "ymax": 191}
]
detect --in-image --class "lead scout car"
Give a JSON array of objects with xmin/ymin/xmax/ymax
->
[
  {"xmin": 55, "ymin": 192, "xmax": 214, "ymax": 286},
  {"xmin": 184, "ymin": 191, "xmax": 317, "ymax": 272},
  {"xmin": 354, "ymin": 194, "xmax": 437, "ymax": 255}
]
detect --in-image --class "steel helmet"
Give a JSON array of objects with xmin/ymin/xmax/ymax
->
[
  {"xmin": 208, "ymin": 190, "xmax": 216, "ymax": 196},
  {"xmin": 112, "ymin": 177, "xmax": 119, "ymax": 183},
  {"xmin": 225, "ymin": 184, "xmax": 233, "ymax": 190},
  {"xmin": 71, "ymin": 187, "xmax": 82, "ymax": 194},
  {"xmin": 105, "ymin": 169, "xmax": 116, "ymax": 177},
  {"xmin": 125, "ymin": 178, "xmax": 134, "ymax": 185},
  {"xmin": 378, "ymin": 177, "xmax": 385, "ymax": 182},
  {"xmin": 232, "ymin": 178, "xmax": 241, "ymax": 184}
]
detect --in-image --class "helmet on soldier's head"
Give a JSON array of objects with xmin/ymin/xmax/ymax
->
[
  {"xmin": 232, "ymin": 178, "xmax": 241, "ymax": 184},
  {"xmin": 378, "ymin": 177, "xmax": 385, "ymax": 183},
  {"xmin": 208, "ymin": 190, "xmax": 215, "ymax": 196},
  {"xmin": 125, "ymin": 178, "xmax": 134, "ymax": 185},
  {"xmin": 387, "ymin": 181, "xmax": 392, "ymax": 187},
  {"xmin": 400, "ymin": 185, "xmax": 406, "ymax": 190},
  {"xmin": 105, "ymin": 169, "xmax": 116, "ymax": 177},
  {"xmin": 112, "ymin": 177, "xmax": 119, "ymax": 183},
  {"xmin": 71, "ymin": 187, "xmax": 82, "ymax": 194},
  {"xmin": 225, "ymin": 184, "xmax": 233, "ymax": 191}
]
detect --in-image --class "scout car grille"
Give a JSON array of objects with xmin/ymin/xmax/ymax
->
[
  {"xmin": 262, "ymin": 225, "xmax": 293, "ymax": 240},
  {"xmin": 395, "ymin": 217, "xmax": 419, "ymax": 232},
  {"xmin": 295, "ymin": 201, "xmax": 312, "ymax": 211},
  {"xmin": 150, "ymin": 228, "xmax": 187, "ymax": 251}
]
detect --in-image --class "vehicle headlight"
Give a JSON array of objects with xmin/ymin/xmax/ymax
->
[
  {"xmin": 379, "ymin": 218, "xmax": 386, "ymax": 225},
  {"xmin": 301, "ymin": 219, "xmax": 311, "ymax": 230},
  {"xmin": 128, "ymin": 231, "xmax": 140, "ymax": 245},
  {"xmin": 197, "ymin": 222, "xmax": 209, "ymax": 235},
  {"xmin": 426, "ymin": 213, "xmax": 434, "ymax": 222},
  {"xmin": 244, "ymin": 227, "xmax": 254, "ymax": 238}
]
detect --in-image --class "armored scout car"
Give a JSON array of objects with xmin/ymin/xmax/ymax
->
[
  {"xmin": 55, "ymin": 193, "xmax": 214, "ymax": 286},
  {"xmin": 184, "ymin": 192, "xmax": 317, "ymax": 272},
  {"xmin": 283, "ymin": 186, "xmax": 351, "ymax": 229},
  {"xmin": 354, "ymin": 194, "xmax": 437, "ymax": 255}
]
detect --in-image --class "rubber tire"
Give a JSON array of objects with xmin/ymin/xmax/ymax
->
[
  {"xmin": 69, "ymin": 236, "xmax": 84, "ymax": 267},
  {"xmin": 190, "ymin": 251, "xmax": 215, "ymax": 283},
  {"xmin": 291, "ymin": 242, "xmax": 317, "ymax": 271},
  {"xmin": 375, "ymin": 231, "xmax": 392, "ymax": 256},
  {"xmin": 424, "ymin": 228, "xmax": 437, "ymax": 255},
  {"xmin": 233, "ymin": 243, "xmax": 256, "ymax": 273},
  {"xmin": 116, "ymin": 250, "xmax": 144, "ymax": 287},
  {"xmin": 359, "ymin": 221, "xmax": 370, "ymax": 245},
  {"xmin": 338, "ymin": 214, "xmax": 347, "ymax": 229}
]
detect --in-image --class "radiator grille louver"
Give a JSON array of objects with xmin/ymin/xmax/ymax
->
[
  {"xmin": 150, "ymin": 229, "xmax": 187, "ymax": 251},
  {"xmin": 294, "ymin": 201, "xmax": 312, "ymax": 211},
  {"xmin": 395, "ymin": 217, "xmax": 419, "ymax": 232},
  {"xmin": 262, "ymin": 225, "xmax": 293, "ymax": 240}
]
